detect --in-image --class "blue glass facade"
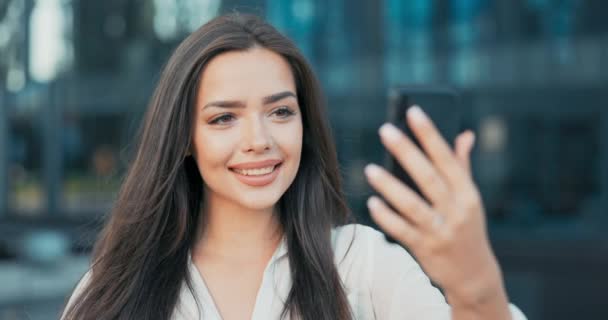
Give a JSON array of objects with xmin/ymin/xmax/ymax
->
[{"xmin": 1, "ymin": 0, "xmax": 607, "ymax": 318}]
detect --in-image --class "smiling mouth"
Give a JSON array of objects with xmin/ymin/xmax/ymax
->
[{"xmin": 230, "ymin": 163, "xmax": 282, "ymax": 176}]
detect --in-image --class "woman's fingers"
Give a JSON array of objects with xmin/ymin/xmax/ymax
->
[
  {"xmin": 378, "ymin": 123, "xmax": 450, "ymax": 205},
  {"xmin": 364, "ymin": 163, "xmax": 437, "ymax": 228},
  {"xmin": 365, "ymin": 109, "xmax": 500, "ymax": 304},
  {"xmin": 406, "ymin": 106, "xmax": 474, "ymax": 190},
  {"xmin": 367, "ymin": 196, "xmax": 421, "ymax": 247},
  {"xmin": 454, "ymin": 130, "xmax": 475, "ymax": 175}
]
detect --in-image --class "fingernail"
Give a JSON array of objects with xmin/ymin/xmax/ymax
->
[
  {"xmin": 379, "ymin": 123, "xmax": 400, "ymax": 142},
  {"xmin": 408, "ymin": 105, "xmax": 427, "ymax": 123},
  {"xmin": 367, "ymin": 196, "xmax": 381, "ymax": 210},
  {"xmin": 461, "ymin": 130, "xmax": 475, "ymax": 145},
  {"xmin": 364, "ymin": 163, "xmax": 381, "ymax": 178},
  {"xmin": 459, "ymin": 131, "xmax": 469, "ymax": 142}
]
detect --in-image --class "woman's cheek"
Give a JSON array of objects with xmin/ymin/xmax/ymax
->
[{"xmin": 193, "ymin": 128, "xmax": 234, "ymax": 168}]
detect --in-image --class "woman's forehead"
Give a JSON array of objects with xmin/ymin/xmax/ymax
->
[{"xmin": 197, "ymin": 47, "xmax": 297, "ymax": 103}]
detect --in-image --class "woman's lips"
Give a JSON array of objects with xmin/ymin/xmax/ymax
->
[{"xmin": 230, "ymin": 164, "xmax": 281, "ymax": 187}]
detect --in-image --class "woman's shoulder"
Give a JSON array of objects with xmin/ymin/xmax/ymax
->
[
  {"xmin": 330, "ymin": 223, "xmax": 419, "ymax": 279},
  {"xmin": 329, "ymin": 223, "xmax": 435, "ymax": 318},
  {"xmin": 331, "ymin": 223, "xmax": 383, "ymax": 252}
]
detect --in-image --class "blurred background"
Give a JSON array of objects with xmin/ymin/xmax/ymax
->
[{"xmin": 0, "ymin": 0, "xmax": 607, "ymax": 319}]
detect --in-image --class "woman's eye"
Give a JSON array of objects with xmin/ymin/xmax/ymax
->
[
  {"xmin": 273, "ymin": 107, "xmax": 295, "ymax": 119},
  {"xmin": 209, "ymin": 114, "xmax": 235, "ymax": 125}
]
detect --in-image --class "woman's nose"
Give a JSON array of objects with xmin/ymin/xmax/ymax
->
[{"xmin": 242, "ymin": 115, "xmax": 272, "ymax": 153}]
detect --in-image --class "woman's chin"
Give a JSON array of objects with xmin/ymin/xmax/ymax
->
[
  {"xmin": 238, "ymin": 198, "xmax": 280, "ymax": 211},
  {"xmin": 232, "ymin": 189, "xmax": 283, "ymax": 211}
]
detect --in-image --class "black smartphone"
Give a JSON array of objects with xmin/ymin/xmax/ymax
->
[{"xmin": 381, "ymin": 86, "xmax": 463, "ymax": 243}]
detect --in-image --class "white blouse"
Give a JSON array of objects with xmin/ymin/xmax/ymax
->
[
  {"xmin": 64, "ymin": 224, "xmax": 526, "ymax": 319},
  {"xmin": 172, "ymin": 224, "xmax": 527, "ymax": 320}
]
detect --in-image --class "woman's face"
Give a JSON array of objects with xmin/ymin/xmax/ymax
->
[{"xmin": 191, "ymin": 47, "xmax": 303, "ymax": 211}]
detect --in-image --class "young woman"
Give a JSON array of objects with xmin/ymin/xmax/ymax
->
[{"xmin": 61, "ymin": 13, "xmax": 526, "ymax": 320}]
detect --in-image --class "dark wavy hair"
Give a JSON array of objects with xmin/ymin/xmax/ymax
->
[{"xmin": 61, "ymin": 13, "xmax": 355, "ymax": 320}]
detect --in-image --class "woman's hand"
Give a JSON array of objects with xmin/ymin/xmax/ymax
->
[{"xmin": 364, "ymin": 106, "xmax": 510, "ymax": 319}]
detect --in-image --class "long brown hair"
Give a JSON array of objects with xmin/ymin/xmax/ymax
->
[{"xmin": 62, "ymin": 13, "xmax": 354, "ymax": 320}]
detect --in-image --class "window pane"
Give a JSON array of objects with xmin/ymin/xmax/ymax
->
[
  {"xmin": 8, "ymin": 113, "xmax": 45, "ymax": 215},
  {"xmin": 60, "ymin": 108, "xmax": 132, "ymax": 217}
]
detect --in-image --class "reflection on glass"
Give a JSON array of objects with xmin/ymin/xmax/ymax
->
[
  {"xmin": 526, "ymin": 0, "xmax": 580, "ymax": 63},
  {"xmin": 60, "ymin": 111, "xmax": 127, "ymax": 217},
  {"xmin": 1, "ymin": 0, "xmax": 27, "ymax": 93},
  {"xmin": 9, "ymin": 116, "xmax": 44, "ymax": 215},
  {"xmin": 267, "ymin": 0, "xmax": 316, "ymax": 61},
  {"xmin": 28, "ymin": 0, "xmax": 73, "ymax": 83},
  {"xmin": 476, "ymin": 109, "xmax": 601, "ymax": 224},
  {"xmin": 384, "ymin": 0, "xmax": 434, "ymax": 84},
  {"xmin": 323, "ymin": 0, "xmax": 351, "ymax": 93},
  {"xmin": 448, "ymin": 0, "xmax": 485, "ymax": 85},
  {"xmin": 152, "ymin": 0, "xmax": 220, "ymax": 41}
]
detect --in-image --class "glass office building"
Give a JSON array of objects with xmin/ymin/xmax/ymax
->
[{"xmin": 1, "ymin": 0, "xmax": 607, "ymax": 319}]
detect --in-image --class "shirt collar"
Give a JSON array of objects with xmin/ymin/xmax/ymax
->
[{"xmin": 270, "ymin": 234, "xmax": 288, "ymax": 264}]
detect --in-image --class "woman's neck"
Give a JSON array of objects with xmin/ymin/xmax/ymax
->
[{"xmin": 193, "ymin": 194, "xmax": 283, "ymax": 262}]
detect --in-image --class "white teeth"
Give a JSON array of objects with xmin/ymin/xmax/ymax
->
[{"xmin": 233, "ymin": 165, "xmax": 276, "ymax": 176}]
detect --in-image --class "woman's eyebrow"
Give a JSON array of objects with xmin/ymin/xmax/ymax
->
[
  {"xmin": 202, "ymin": 91, "xmax": 297, "ymax": 110},
  {"xmin": 262, "ymin": 91, "xmax": 297, "ymax": 104}
]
